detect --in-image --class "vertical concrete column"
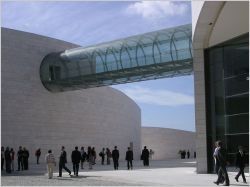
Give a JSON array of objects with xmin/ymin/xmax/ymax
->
[
  {"xmin": 193, "ymin": 49, "xmax": 207, "ymax": 173},
  {"xmin": 192, "ymin": 0, "xmax": 226, "ymax": 174}
]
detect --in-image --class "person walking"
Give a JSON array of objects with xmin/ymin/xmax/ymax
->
[
  {"xmin": 58, "ymin": 146, "xmax": 71, "ymax": 177},
  {"xmin": 149, "ymin": 149, "xmax": 154, "ymax": 160},
  {"xmin": 10, "ymin": 148, "xmax": 15, "ymax": 171},
  {"xmin": 92, "ymin": 147, "xmax": 96, "ymax": 165},
  {"xmin": 87, "ymin": 146, "xmax": 93, "ymax": 169},
  {"xmin": 35, "ymin": 148, "xmax": 41, "ymax": 164},
  {"xmin": 125, "ymin": 147, "xmax": 133, "ymax": 170},
  {"xmin": 213, "ymin": 142, "xmax": 224, "ymax": 184},
  {"xmin": 80, "ymin": 147, "xmax": 86, "ymax": 169},
  {"xmin": 187, "ymin": 150, "xmax": 190, "ymax": 159},
  {"xmin": 1, "ymin": 146, "xmax": 5, "ymax": 171},
  {"xmin": 71, "ymin": 146, "xmax": 81, "ymax": 176},
  {"xmin": 112, "ymin": 146, "xmax": 119, "ymax": 170},
  {"xmin": 22, "ymin": 147, "xmax": 29, "ymax": 170},
  {"xmin": 4, "ymin": 147, "xmax": 11, "ymax": 173},
  {"xmin": 179, "ymin": 150, "xmax": 183, "ymax": 159},
  {"xmin": 99, "ymin": 148, "xmax": 105, "ymax": 165},
  {"xmin": 106, "ymin": 148, "xmax": 111, "ymax": 165},
  {"xmin": 141, "ymin": 146, "xmax": 149, "ymax": 166},
  {"xmin": 213, "ymin": 141, "xmax": 230, "ymax": 186},
  {"xmin": 235, "ymin": 146, "xmax": 247, "ymax": 183},
  {"xmin": 183, "ymin": 150, "xmax": 186, "ymax": 159},
  {"xmin": 17, "ymin": 146, "xmax": 24, "ymax": 171},
  {"xmin": 45, "ymin": 150, "xmax": 56, "ymax": 179}
]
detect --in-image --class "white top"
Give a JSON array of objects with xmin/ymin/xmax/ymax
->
[{"xmin": 45, "ymin": 153, "xmax": 56, "ymax": 164}]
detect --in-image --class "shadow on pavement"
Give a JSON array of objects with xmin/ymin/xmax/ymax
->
[
  {"xmin": 70, "ymin": 175, "xmax": 101, "ymax": 178},
  {"xmin": 0, "ymin": 159, "xmax": 205, "ymax": 176},
  {"xmin": 232, "ymin": 184, "xmax": 249, "ymax": 186},
  {"xmin": 54, "ymin": 177, "xmax": 73, "ymax": 181},
  {"xmin": 1, "ymin": 170, "xmax": 46, "ymax": 177}
]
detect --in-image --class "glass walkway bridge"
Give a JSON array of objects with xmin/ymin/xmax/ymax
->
[{"xmin": 40, "ymin": 24, "xmax": 193, "ymax": 92}]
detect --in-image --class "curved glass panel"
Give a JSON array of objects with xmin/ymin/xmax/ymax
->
[{"xmin": 40, "ymin": 24, "xmax": 193, "ymax": 92}]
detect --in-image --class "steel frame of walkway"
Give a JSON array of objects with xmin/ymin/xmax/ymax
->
[{"xmin": 40, "ymin": 24, "xmax": 193, "ymax": 92}]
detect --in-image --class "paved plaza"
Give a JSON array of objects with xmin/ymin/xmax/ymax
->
[{"xmin": 1, "ymin": 159, "xmax": 249, "ymax": 186}]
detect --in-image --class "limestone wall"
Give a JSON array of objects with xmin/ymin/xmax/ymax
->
[
  {"xmin": 141, "ymin": 127, "xmax": 195, "ymax": 160},
  {"xmin": 1, "ymin": 28, "xmax": 141, "ymax": 163}
]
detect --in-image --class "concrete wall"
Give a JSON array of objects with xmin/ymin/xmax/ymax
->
[
  {"xmin": 209, "ymin": 1, "xmax": 249, "ymax": 47},
  {"xmin": 141, "ymin": 127, "xmax": 195, "ymax": 160},
  {"xmin": 1, "ymin": 28, "xmax": 141, "ymax": 163},
  {"xmin": 192, "ymin": 1, "xmax": 225, "ymax": 174}
]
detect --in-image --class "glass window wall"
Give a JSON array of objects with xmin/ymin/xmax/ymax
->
[{"xmin": 205, "ymin": 34, "xmax": 249, "ymax": 173}]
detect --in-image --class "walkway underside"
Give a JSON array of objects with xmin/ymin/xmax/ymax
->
[{"xmin": 40, "ymin": 24, "xmax": 193, "ymax": 92}]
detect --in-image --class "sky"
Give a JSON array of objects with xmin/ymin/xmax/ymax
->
[{"xmin": 1, "ymin": 1, "xmax": 195, "ymax": 131}]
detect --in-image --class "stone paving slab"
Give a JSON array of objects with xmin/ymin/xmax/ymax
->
[{"xmin": 1, "ymin": 159, "xmax": 249, "ymax": 186}]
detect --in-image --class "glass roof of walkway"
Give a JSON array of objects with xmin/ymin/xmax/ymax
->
[{"xmin": 40, "ymin": 24, "xmax": 193, "ymax": 92}]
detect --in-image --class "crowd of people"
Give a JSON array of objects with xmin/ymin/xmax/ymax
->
[
  {"xmin": 45, "ymin": 145, "xmax": 151, "ymax": 179},
  {"xmin": 2, "ymin": 145, "xmax": 152, "ymax": 179},
  {"xmin": 1, "ymin": 146, "xmax": 30, "ymax": 173},
  {"xmin": 2, "ymin": 143, "xmax": 248, "ymax": 185},
  {"xmin": 213, "ymin": 141, "xmax": 247, "ymax": 186},
  {"xmin": 178, "ymin": 150, "xmax": 196, "ymax": 159}
]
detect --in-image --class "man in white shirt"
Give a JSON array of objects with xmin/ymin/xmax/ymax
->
[{"xmin": 45, "ymin": 150, "xmax": 56, "ymax": 179}]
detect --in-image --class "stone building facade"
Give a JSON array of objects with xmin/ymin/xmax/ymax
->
[{"xmin": 1, "ymin": 28, "xmax": 141, "ymax": 162}]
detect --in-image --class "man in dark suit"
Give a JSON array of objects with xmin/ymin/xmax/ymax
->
[
  {"xmin": 1, "ymin": 146, "xmax": 4, "ymax": 171},
  {"xmin": 213, "ymin": 142, "xmax": 224, "ymax": 184},
  {"xmin": 125, "ymin": 147, "xmax": 133, "ymax": 170},
  {"xmin": 183, "ymin": 150, "xmax": 186, "ymax": 159},
  {"xmin": 4, "ymin": 147, "xmax": 11, "ymax": 173},
  {"xmin": 17, "ymin": 146, "xmax": 24, "ymax": 171},
  {"xmin": 187, "ymin": 150, "xmax": 190, "ymax": 159},
  {"xmin": 35, "ymin": 148, "xmax": 41, "ymax": 165},
  {"xmin": 112, "ymin": 146, "xmax": 119, "ymax": 170},
  {"xmin": 71, "ymin": 146, "xmax": 81, "ymax": 176},
  {"xmin": 213, "ymin": 141, "xmax": 230, "ymax": 186},
  {"xmin": 58, "ymin": 146, "xmax": 71, "ymax": 177},
  {"xmin": 141, "ymin": 146, "xmax": 149, "ymax": 166},
  {"xmin": 22, "ymin": 147, "xmax": 29, "ymax": 170},
  {"xmin": 235, "ymin": 146, "xmax": 247, "ymax": 183},
  {"xmin": 99, "ymin": 148, "xmax": 105, "ymax": 165}
]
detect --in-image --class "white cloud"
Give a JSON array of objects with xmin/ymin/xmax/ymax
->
[
  {"xmin": 125, "ymin": 1, "xmax": 189, "ymax": 19},
  {"xmin": 120, "ymin": 86, "xmax": 194, "ymax": 106}
]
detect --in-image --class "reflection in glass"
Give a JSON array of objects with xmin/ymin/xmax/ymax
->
[{"xmin": 205, "ymin": 34, "xmax": 249, "ymax": 172}]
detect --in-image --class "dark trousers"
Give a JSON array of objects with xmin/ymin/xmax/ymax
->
[
  {"xmin": 217, "ymin": 166, "xmax": 229, "ymax": 185},
  {"xmin": 5, "ymin": 160, "xmax": 11, "ymax": 173},
  {"xmin": 113, "ymin": 159, "xmax": 119, "ymax": 170},
  {"xmin": 23, "ymin": 158, "xmax": 28, "ymax": 170},
  {"xmin": 18, "ymin": 157, "xmax": 24, "ymax": 170},
  {"xmin": 59, "ymin": 162, "xmax": 71, "ymax": 176},
  {"xmin": 127, "ymin": 160, "xmax": 133, "ymax": 169},
  {"xmin": 73, "ymin": 163, "xmax": 79, "ymax": 176},
  {"xmin": 143, "ymin": 158, "xmax": 149, "ymax": 166},
  {"xmin": 215, "ymin": 164, "xmax": 224, "ymax": 183},
  {"xmin": 235, "ymin": 167, "xmax": 246, "ymax": 182},
  {"xmin": 101, "ymin": 156, "xmax": 104, "ymax": 165},
  {"xmin": 36, "ymin": 156, "xmax": 40, "ymax": 164},
  {"xmin": 1, "ymin": 158, "xmax": 4, "ymax": 170}
]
